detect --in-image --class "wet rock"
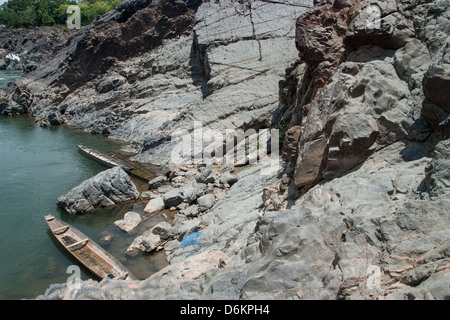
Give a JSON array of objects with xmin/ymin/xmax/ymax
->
[
  {"xmin": 56, "ymin": 167, "xmax": 139, "ymax": 214},
  {"xmin": 151, "ymin": 221, "xmax": 173, "ymax": 241},
  {"xmin": 127, "ymin": 231, "xmax": 162, "ymax": 256},
  {"xmin": 36, "ymin": 106, "xmax": 65, "ymax": 127},
  {"xmin": 114, "ymin": 211, "xmax": 142, "ymax": 233},
  {"xmin": 0, "ymin": 81, "xmax": 33, "ymax": 115}
]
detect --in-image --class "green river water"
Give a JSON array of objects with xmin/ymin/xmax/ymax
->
[{"xmin": 0, "ymin": 71, "xmax": 168, "ymax": 299}]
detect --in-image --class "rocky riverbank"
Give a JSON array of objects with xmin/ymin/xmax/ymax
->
[
  {"xmin": 1, "ymin": 0, "xmax": 448, "ymax": 300},
  {"xmin": 0, "ymin": 27, "xmax": 72, "ymax": 72}
]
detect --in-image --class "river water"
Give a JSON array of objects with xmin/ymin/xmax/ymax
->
[{"xmin": 0, "ymin": 71, "xmax": 168, "ymax": 300}]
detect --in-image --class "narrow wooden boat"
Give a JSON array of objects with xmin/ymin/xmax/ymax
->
[
  {"xmin": 109, "ymin": 153, "xmax": 154, "ymax": 181},
  {"xmin": 77, "ymin": 144, "xmax": 134, "ymax": 172},
  {"xmin": 44, "ymin": 214, "xmax": 137, "ymax": 281},
  {"xmin": 77, "ymin": 144, "xmax": 153, "ymax": 181}
]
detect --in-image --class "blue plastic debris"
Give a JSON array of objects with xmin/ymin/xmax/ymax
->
[{"xmin": 180, "ymin": 232, "xmax": 202, "ymax": 248}]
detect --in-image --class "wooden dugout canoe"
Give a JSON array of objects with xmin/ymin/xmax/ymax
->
[
  {"xmin": 77, "ymin": 144, "xmax": 134, "ymax": 172},
  {"xmin": 77, "ymin": 144, "xmax": 153, "ymax": 181},
  {"xmin": 44, "ymin": 214, "xmax": 137, "ymax": 281}
]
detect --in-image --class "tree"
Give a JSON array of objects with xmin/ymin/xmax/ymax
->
[
  {"xmin": 20, "ymin": 6, "xmax": 37, "ymax": 27},
  {"xmin": 0, "ymin": 0, "xmax": 119, "ymax": 28}
]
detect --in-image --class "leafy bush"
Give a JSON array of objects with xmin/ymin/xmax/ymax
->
[{"xmin": 0, "ymin": 0, "xmax": 120, "ymax": 28}]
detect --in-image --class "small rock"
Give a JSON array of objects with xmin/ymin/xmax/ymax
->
[
  {"xmin": 176, "ymin": 202, "xmax": 189, "ymax": 210},
  {"xmin": 126, "ymin": 231, "xmax": 161, "ymax": 256},
  {"xmin": 148, "ymin": 176, "xmax": 167, "ymax": 189},
  {"xmin": 262, "ymin": 187, "xmax": 285, "ymax": 211},
  {"xmin": 157, "ymin": 184, "xmax": 173, "ymax": 194},
  {"xmin": 140, "ymin": 191, "xmax": 155, "ymax": 200},
  {"xmin": 196, "ymin": 166, "xmax": 219, "ymax": 184},
  {"xmin": 114, "ymin": 211, "xmax": 142, "ymax": 233},
  {"xmin": 179, "ymin": 205, "xmax": 200, "ymax": 218},
  {"xmin": 175, "ymin": 219, "xmax": 201, "ymax": 238},
  {"xmin": 151, "ymin": 221, "xmax": 173, "ymax": 240},
  {"xmin": 99, "ymin": 231, "xmax": 114, "ymax": 246},
  {"xmin": 197, "ymin": 193, "xmax": 216, "ymax": 212},
  {"xmin": 171, "ymin": 176, "xmax": 185, "ymax": 188},
  {"xmin": 221, "ymin": 163, "xmax": 235, "ymax": 173},
  {"xmin": 182, "ymin": 178, "xmax": 205, "ymax": 204},
  {"xmin": 219, "ymin": 171, "xmax": 239, "ymax": 186},
  {"xmin": 144, "ymin": 196, "xmax": 165, "ymax": 214},
  {"xmin": 163, "ymin": 188, "xmax": 185, "ymax": 208}
]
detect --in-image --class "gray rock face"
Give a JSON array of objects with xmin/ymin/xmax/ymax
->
[
  {"xmin": 0, "ymin": 27, "xmax": 72, "ymax": 71},
  {"xmin": 425, "ymin": 139, "xmax": 450, "ymax": 198},
  {"xmin": 274, "ymin": 0, "xmax": 450, "ymax": 194},
  {"xmin": 39, "ymin": 143, "xmax": 449, "ymax": 300},
  {"xmin": 7, "ymin": 0, "xmax": 313, "ymax": 167},
  {"xmin": 36, "ymin": 0, "xmax": 450, "ymax": 302},
  {"xmin": 423, "ymin": 40, "xmax": 450, "ymax": 112},
  {"xmin": 56, "ymin": 167, "xmax": 139, "ymax": 214},
  {"xmin": 242, "ymin": 142, "xmax": 450, "ymax": 300},
  {"xmin": 294, "ymin": 49, "xmax": 409, "ymax": 190}
]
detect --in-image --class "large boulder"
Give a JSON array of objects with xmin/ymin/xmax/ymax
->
[
  {"xmin": 293, "ymin": 51, "xmax": 410, "ymax": 191},
  {"xmin": 56, "ymin": 167, "xmax": 139, "ymax": 214}
]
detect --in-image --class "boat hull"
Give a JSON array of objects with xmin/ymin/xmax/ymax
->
[
  {"xmin": 44, "ymin": 214, "xmax": 137, "ymax": 281},
  {"xmin": 77, "ymin": 144, "xmax": 134, "ymax": 172},
  {"xmin": 77, "ymin": 144, "xmax": 153, "ymax": 181}
]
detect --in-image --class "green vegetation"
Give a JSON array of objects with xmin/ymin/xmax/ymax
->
[
  {"xmin": 0, "ymin": 0, "xmax": 120, "ymax": 28},
  {"xmin": 277, "ymin": 119, "xmax": 289, "ymax": 147}
]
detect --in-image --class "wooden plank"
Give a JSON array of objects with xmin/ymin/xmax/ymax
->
[{"xmin": 67, "ymin": 238, "xmax": 89, "ymax": 249}]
